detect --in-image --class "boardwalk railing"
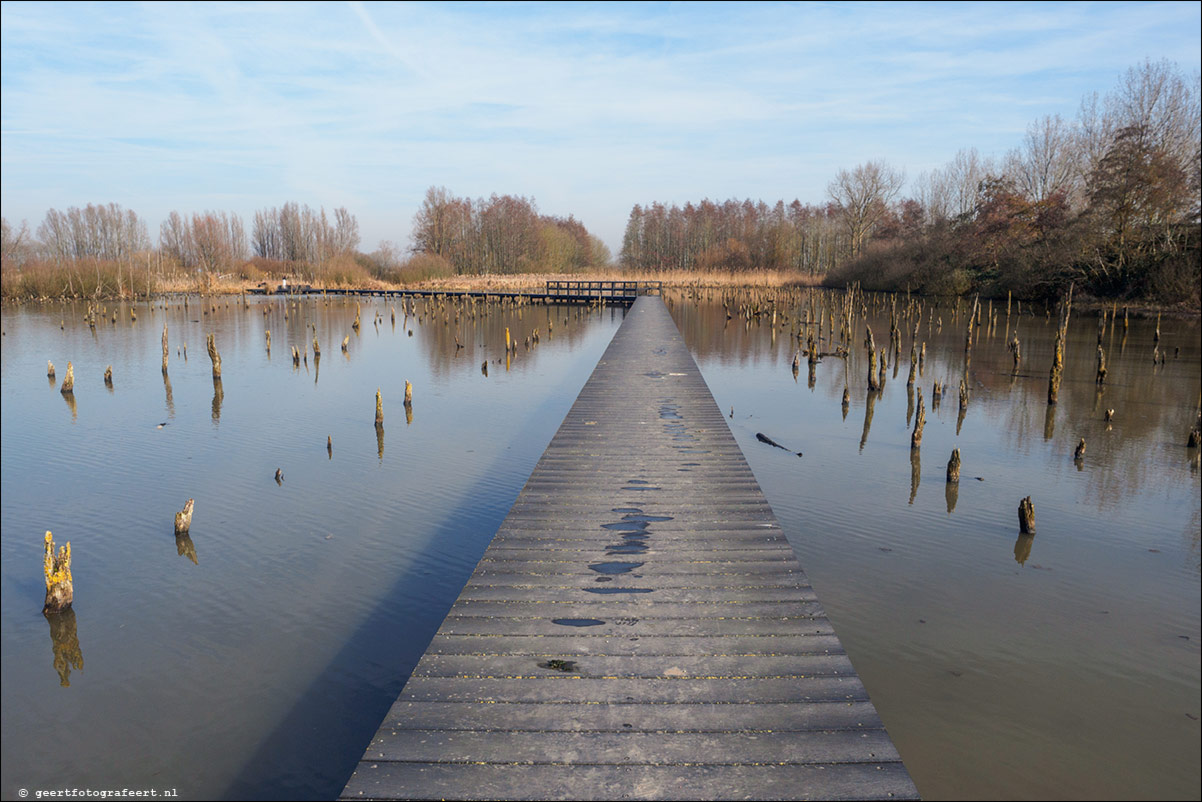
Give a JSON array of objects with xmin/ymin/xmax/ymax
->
[{"xmin": 545, "ymin": 280, "xmax": 662, "ymax": 302}]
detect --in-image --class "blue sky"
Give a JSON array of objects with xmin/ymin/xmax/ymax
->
[{"xmin": 2, "ymin": 1, "xmax": 1199, "ymax": 254}]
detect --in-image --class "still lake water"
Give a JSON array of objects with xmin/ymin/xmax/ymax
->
[{"xmin": 2, "ymin": 290, "xmax": 1199, "ymax": 800}]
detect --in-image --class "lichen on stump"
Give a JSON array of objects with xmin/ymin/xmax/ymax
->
[{"xmin": 43, "ymin": 531, "xmax": 73, "ymax": 614}]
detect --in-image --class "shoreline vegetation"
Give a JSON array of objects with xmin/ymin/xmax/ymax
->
[{"xmin": 3, "ymin": 60, "xmax": 1197, "ymax": 311}]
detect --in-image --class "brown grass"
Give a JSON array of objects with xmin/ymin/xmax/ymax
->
[{"xmin": 3, "ymin": 261, "xmax": 825, "ymax": 301}]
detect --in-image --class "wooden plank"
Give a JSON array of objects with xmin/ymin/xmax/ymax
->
[{"xmin": 340, "ymin": 297, "xmax": 917, "ymax": 800}]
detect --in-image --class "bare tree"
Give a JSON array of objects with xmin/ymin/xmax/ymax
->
[
  {"xmin": 1006, "ymin": 114, "xmax": 1081, "ymax": 204},
  {"xmin": 827, "ymin": 160, "xmax": 906, "ymax": 256}
]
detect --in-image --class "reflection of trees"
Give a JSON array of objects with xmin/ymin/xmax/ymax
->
[{"xmin": 668, "ymin": 288, "xmax": 1201, "ymax": 513}]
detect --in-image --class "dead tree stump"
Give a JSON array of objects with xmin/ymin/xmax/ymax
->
[
  {"xmin": 174, "ymin": 498, "xmax": 194, "ymax": 535},
  {"xmin": 947, "ymin": 448, "xmax": 961, "ymax": 483},
  {"xmin": 43, "ymin": 531, "xmax": 73, "ymax": 614},
  {"xmin": 206, "ymin": 334, "xmax": 221, "ymax": 379},
  {"xmin": 910, "ymin": 388, "xmax": 926, "ymax": 449},
  {"xmin": 1018, "ymin": 496, "xmax": 1035, "ymax": 534},
  {"xmin": 60, "ymin": 361, "xmax": 74, "ymax": 395}
]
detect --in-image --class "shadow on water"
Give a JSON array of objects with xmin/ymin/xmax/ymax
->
[
  {"xmin": 224, "ymin": 338, "xmax": 615, "ymax": 800},
  {"xmin": 223, "ymin": 456, "xmax": 531, "ymax": 799}
]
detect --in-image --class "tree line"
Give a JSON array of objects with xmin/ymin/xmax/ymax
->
[
  {"xmin": 408, "ymin": 186, "xmax": 611, "ymax": 275},
  {"xmin": 618, "ymin": 199, "xmax": 848, "ymax": 275},
  {"xmin": 620, "ymin": 59, "xmax": 1199, "ymax": 303}
]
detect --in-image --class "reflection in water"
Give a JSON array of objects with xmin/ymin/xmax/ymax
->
[
  {"xmin": 906, "ymin": 384, "xmax": 914, "ymax": 427},
  {"xmin": 45, "ymin": 609, "xmax": 83, "ymax": 687},
  {"xmin": 945, "ymin": 479, "xmax": 959, "ymax": 514},
  {"xmin": 1014, "ymin": 533, "xmax": 1035, "ymax": 565},
  {"xmin": 163, "ymin": 374, "xmax": 174, "ymax": 418},
  {"xmin": 176, "ymin": 533, "xmax": 199, "ymax": 565},
  {"xmin": 859, "ymin": 390, "xmax": 877, "ymax": 451},
  {"xmin": 1043, "ymin": 403, "xmax": 1056, "ymax": 441},
  {"xmin": 62, "ymin": 390, "xmax": 77, "ymax": 422},
  {"xmin": 313, "ymin": 354, "xmax": 320, "ymax": 385},
  {"xmin": 375, "ymin": 423, "xmax": 384, "ymax": 460},
  {"xmin": 405, "ymin": 403, "xmax": 413, "ymax": 426},
  {"xmin": 909, "ymin": 449, "xmax": 921, "ymax": 505},
  {"xmin": 211, "ymin": 378, "xmax": 224, "ymax": 424}
]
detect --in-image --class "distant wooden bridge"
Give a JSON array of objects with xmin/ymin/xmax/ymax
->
[
  {"xmin": 340, "ymin": 296, "xmax": 917, "ymax": 801},
  {"xmin": 252, "ymin": 280, "xmax": 663, "ymax": 305}
]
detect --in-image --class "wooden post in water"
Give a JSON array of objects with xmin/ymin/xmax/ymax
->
[
  {"xmin": 375, "ymin": 389, "xmax": 384, "ymax": 425},
  {"xmin": 47, "ymin": 360, "xmax": 55, "ymax": 379},
  {"xmin": 1096, "ymin": 344, "xmax": 1107, "ymax": 384},
  {"xmin": 1074, "ymin": 438, "xmax": 1086, "ymax": 462},
  {"xmin": 162, "ymin": 324, "xmax": 169, "ymax": 374},
  {"xmin": 43, "ymin": 531, "xmax": 73, "ymax": 614},
  {"xmin": 206, "ymin": 334, "xmax": 222, "ymax": 379},
  {"xmin": 1018, "ymin": 496, "xmax": 1035, "ymax": 534},
  {"xmin": 60, "ymin": 362, "xmax": 74, "ymax": 395},
  {"xmin": 104, "ymin": 366, "xmax": 113, "ymax": 386}
]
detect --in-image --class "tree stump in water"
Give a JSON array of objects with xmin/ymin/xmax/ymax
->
[
  {"xmin": 946, "ymin": 448, "xmax": 961, "ymax": 483},
  {"xmin": 43, "ymin": 531, "xmax": 73, "ymax": 614},
  {"xmin": 867, "ymin": 349, "xmax": 879, "ymax": 392},
  {"xmin": 162, "ymin": 324, "xmax": 170, "ymax": 374},
  {"xmin": 206, "ymin": 334, "xmax": 221, "ymax": 379},
  {"xmin": 1018, "ymin": 497, "xmax": 1035, "ymax": 534},
  {"xmin": 312, "ymin": 337, "xmax": 320, "ymax": 357},
  {"xmin": 1074, "ymin": 438, "xmax": 1086, "ymax": 461},
  {"xmin": 104, "ymin": 365, "xmax": 113, "ymax": 386},
  {"xmin": 174, "ymin": 498, "xmax": 194, "ymax": 536},
  {"xmin": 375, "ymin": 388, "xmax": 384, "ymax": 425},
  {"xmin": 1096, "ymin": 345, "xmax": 1107, "ymax": 384},
  {"xmin": 60, "ymin": 362, "xmax": 74, "ymax": 395},
  {"xmin": 404, "ymin": 380, "xmax": 413, "ymax": 406},
  {"xmin": 910, "ymin": 389, "xmax": 925, "ymax": 449},
  {"xmin": 341, "ymin": 335, "xmax": 349, "ymax": 352},
  {"xmin": 47, "ymin": 360, "xmax": 55, "ymax": 378}
]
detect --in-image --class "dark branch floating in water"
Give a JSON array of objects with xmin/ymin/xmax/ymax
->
[{"xmin": 755, "ymin": 432, "xmax": 802, "ymax": 457}]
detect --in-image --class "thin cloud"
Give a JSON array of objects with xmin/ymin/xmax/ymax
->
[{"xmin": 2, "ymin": 1, "xmax": 1198, "ymax": 251}]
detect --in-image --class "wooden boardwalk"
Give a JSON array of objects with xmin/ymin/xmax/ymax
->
[{"xmin": 341, "ymin": 296, "xmax": 918, "ymax": 801}]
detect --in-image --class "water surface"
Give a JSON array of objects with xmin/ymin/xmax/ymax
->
[
  {"xmin": 668, "ymin": 289, "xmax": 1200, "ymax": 800},
  {"xmin": 1, "ymin": 294, "xmax": 622, "ymax": 799}
]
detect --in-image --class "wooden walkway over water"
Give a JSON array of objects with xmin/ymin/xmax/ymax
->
[{"xmin": 341, "ymin": 296, "xmax": 917, "ymax": 801}]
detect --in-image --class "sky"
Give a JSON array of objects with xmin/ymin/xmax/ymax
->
[{"xmin": 2, "ymin": 1, "xmax": 1199, "ymax": 255}]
